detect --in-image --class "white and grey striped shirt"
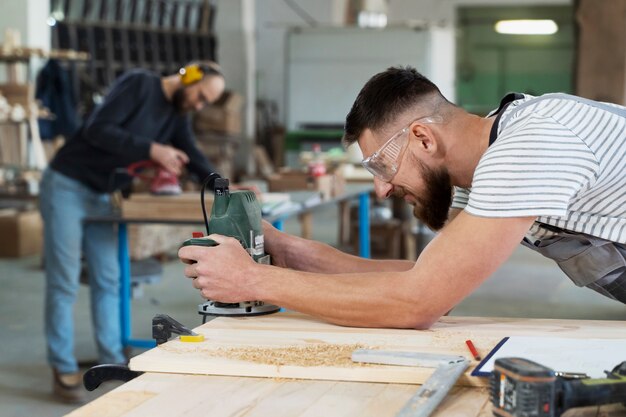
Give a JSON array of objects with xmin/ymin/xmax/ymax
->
[{"xmin": 452, "ymin": 93, "xmax": 626, "ymax": 244}]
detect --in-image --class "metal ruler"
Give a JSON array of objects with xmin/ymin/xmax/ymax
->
[{"xmin": 352, "ymin": 350, "xmax": 470, "ymax": 417}]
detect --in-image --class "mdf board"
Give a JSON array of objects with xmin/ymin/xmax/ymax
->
[
  {"xmin": 121, "ymin": 192, "xmax": 211, "ymax": 221},
  {"xmin": 130, "ymin": 312, "xmax": 626, "ymax": 387},
  {"xmin": 576, "ymin": 0, "xmax": 626, "ymax": 104}
]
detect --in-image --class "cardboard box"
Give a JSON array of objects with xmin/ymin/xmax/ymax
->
[
  {"xmin": 267, "ymin": 170, "xmax": 345, "ymax": 200},
  {"xmin": 0, "ymin": 209, "xmax": 43, "ymax": 257},
  {"xmin": 193, "ymin": 91, "xmax": 244, "ymax": 134},
  {"xmin": 0, "ymin": 83, "xmax": 34, "ymax": 107}
]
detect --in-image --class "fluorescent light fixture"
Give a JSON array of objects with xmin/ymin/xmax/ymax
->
[
  {"xmin": 494, "ymin": 19, "xmax": 558, "ymax": 35},
  {"xmin": 357, "ymin": 11, "xmax": 388, "ymax": 28}
]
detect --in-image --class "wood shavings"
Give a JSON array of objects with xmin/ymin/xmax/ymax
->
[{"xmin": 214, "ymin": 343, "xmax": 372, "ymax": 367}]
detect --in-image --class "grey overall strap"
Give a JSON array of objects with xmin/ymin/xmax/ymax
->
[{"xmin": 499, "ymin": 93, "xmax": 626, "ymax": 129}]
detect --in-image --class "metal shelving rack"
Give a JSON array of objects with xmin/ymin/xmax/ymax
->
[{"xmin": 50, "ymin": 0, "xmax": 217, "ymax": 116}]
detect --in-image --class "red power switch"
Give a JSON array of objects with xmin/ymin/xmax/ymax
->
[{"xmin": 192, "ymin": 232, "xmax": 204, "ymax": 238}]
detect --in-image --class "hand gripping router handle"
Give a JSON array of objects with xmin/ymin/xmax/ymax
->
[{"xmin": 181, "ymin": 176, "xmax": 280, "ymax": 318}]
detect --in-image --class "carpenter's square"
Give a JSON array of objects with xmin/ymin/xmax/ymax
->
[{"xmin": 352, "ymin": 349, "xmax": 470, "ymax": 417}]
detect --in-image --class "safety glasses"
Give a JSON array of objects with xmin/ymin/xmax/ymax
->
[{"xmin": 361, "ymin": 115, "xmax": 443, "ymax": 182}]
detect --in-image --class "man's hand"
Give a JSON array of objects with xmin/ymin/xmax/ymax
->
[
  {"xmin": 261, "ymin": 220, "xmax": 291, "ymax": 268},
  {"xmin": 149, "ymin": 143, "xmax": 189, "ymax": 176},
  {"xmin": 178, "ymin": 234, "xmax": 258, "ymax": 302}
]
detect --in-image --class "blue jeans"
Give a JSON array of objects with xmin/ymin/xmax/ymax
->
[{"xmin": 39, "ymin": 168, "xmax": 125, "ymax": 373}]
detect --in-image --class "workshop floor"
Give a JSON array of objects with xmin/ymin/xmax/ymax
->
[{"xmin": 2, "ymin": 206, "xmax": 625, "ymax": 417}]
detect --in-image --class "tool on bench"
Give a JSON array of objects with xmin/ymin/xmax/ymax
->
[
  {"xmin": 490, "ymin": 357, "xmax": 626, "ymax": 417},
  {"xmin": 181, "ymin": 175, "xmax": 280, "ymax": 321},
  {"xmin": 83, "ymin": 364, "xmax": 142, "ymax": 392},
  {"xmin": 127, "ymin": 160, "xmax": 182, "ymax": 195},
  {"xmin": 153, "ymin": 313, "xmax": 205, "ymax": 344},
  {"xmin": 352, "ymin": 349, "xmax": 470, "ymax": 417},
  {"xmin": 83, "ymin": 315, "xmax": 202, "ymax": 391}
]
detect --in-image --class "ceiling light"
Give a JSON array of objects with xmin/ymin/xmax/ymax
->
[{"xmin": 494, "ymin": 19, "xmax": 558, "ymax": 35}]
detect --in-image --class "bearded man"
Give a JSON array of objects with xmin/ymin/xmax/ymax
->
[
  {"xmin": 179, "ymin": 66, "xmax": 626, "ymax": 334},
  {"xmin": 41, "ymin": 61, "xmax": 228, "ymax": 402}
]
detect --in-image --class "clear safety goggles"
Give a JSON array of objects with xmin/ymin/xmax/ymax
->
[{"xmin": 361, "ymin": 115, "xmax": 443, "ymax": 182}]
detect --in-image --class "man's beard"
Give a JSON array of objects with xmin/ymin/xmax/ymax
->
[
  {"xmin": 172, "ymin": 87, "xmax": 188, "ymax": 114},
  {"xmin": 393, "ymin": 157, "xmax": 453, "ymax": 231}
]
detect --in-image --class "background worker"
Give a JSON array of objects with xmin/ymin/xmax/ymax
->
[
  {"xmin": 40, "ymin": 61, "xmax": 227, "ymax": 403},
  {"xmin": 179, "ymin": 66, "xmax": 626, "ymax": 331}
]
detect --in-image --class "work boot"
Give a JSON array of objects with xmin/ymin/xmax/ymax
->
[{"xmin": 52, "ymin": 369, "xmax": 86, "ymax": 403}]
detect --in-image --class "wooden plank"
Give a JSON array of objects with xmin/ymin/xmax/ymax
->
[
  {"xmin": 66, "ymin": 373, "xmax": 490, "ymax": 417},
  {"xmin": 121, "ymin": 192, "xmax": 211, "ymax": 221},
  {"xmin": 129, "ymin": 312, "xmax": 626, "ymax": 387},
  {"xmin": 0, "ymin": 83, "xmax": 34, "ymax": 107},
  {"xmin": 67, "ymin": 371, "xmax": 626, "ymax": 417}
]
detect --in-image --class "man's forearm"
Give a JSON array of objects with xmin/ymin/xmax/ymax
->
[
  {"xmin": 251, "ymin": 265, "xmax": 436, "ymax": 329},
  {"xmin": 275, "ymin": 233, "xmax": 414, "ymax": 274},
  {"xmin": 250, "ymin": 213, "xmax": 535, "ymax": 329}
]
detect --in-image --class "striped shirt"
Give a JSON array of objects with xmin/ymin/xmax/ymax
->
[{"xmin": 452, "ymin": 93, "xmax": 626, "ymax": 244}]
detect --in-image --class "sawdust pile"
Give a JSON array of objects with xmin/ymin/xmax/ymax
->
[{"xmin": 215, "ymin": 343, "xmax": 371, "ymax": 367}]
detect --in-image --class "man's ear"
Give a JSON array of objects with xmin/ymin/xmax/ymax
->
[{"xmin": 411, "ymin": 124, "xmax": 438, "ymax": 156}]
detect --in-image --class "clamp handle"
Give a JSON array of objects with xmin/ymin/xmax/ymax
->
[
  {"xmin": 83, "ymin": 364, "xmax": 142, "ymax": 391},
  {"xmin": 152, "ymin": 314, "xmax": 197, "ymax": 345}
]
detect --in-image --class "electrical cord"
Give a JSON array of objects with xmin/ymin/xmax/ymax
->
[{"xmin": 201, "ymin": 173, "xmax": 221, "ymax": 234}]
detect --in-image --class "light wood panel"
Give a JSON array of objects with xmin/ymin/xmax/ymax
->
[
  {"xmin": 66, "ymin": 373, "xmax": 489, "ymax": 417},
  {"xmin": 66, "ymin": 372, "xmax": 626, "ymax": 417},
  {"xmin": 121, "ymin": 192, "xmax": 211, "ymax": 221},
  {"xmin": 129, "ymin": 312, "xmax": 626, "ymax": 387}
]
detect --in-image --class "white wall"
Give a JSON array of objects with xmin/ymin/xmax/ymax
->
[
  {"xmin": 215, "ymin": 0, "xmax": 257, "ymax": 174},
  {"xmin": 255, "ymin": 0, "xmax": 571, "ymax": 125},
  {"xmin": 255, "ymin": 1, "xmax": 341, "ymax": 124}
]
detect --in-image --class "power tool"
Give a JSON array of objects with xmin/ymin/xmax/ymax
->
[
  {"xmin": 181, "ymin": 176, "xmax": 280, "ymax": 321},
  {"xmin": 127, "ymin": 160, "xmax": 182, "ymax": 195},
  {"xmin": 491, "ymin": 357, "xmax": 626, "ymax": 417}
]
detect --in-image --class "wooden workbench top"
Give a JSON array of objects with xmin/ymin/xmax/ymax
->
[
  {"xmin": 67, "ymin": 313, "xmax": 626, "ymax": 417},
  {"xmin": 129, "ymin": 312, "xmax": 626, "ymax": 387}
]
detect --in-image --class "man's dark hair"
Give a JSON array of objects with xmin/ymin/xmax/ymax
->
[{"xmin": 343, "ymin": 66, "xmax": 447, "ymax": 147}]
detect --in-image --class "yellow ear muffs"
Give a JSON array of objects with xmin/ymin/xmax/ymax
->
[{"xmin": 179, "ymin": 65, "xmax": 204, "ymax": 86}]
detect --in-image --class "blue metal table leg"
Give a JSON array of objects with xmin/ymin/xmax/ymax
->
[
  {"xmin": 118, "ymin": 223, "xmax": 131, "ymax": 347},
  {"xmin": 272, "ymin": 219, "xmax": 284, "ymax": 231},
  {"xmin": 358, "ymin": 192, "xmax": 371, "ymax": 258},
  {"xmin": 118, "ymin": 223, "xmax": 156, "ymax": 349}
]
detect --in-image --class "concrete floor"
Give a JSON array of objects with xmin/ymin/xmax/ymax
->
[{"xmin": 1, "ymin": 205, "xmax": 625, "ymax": 417}]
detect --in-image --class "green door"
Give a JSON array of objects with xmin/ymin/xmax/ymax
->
[{"xmin": 456, "ymin": 5, "xmax": 575, "ymax": 115}]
